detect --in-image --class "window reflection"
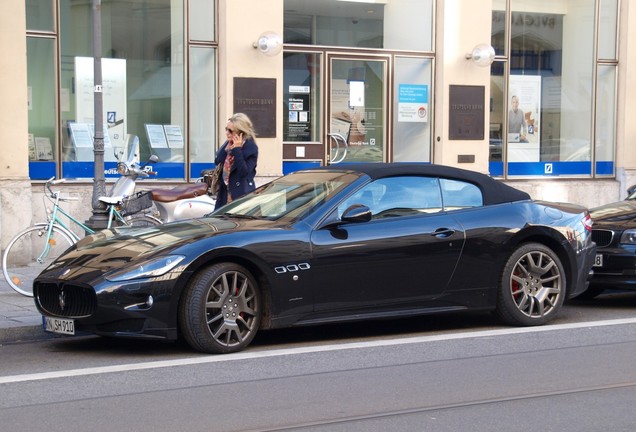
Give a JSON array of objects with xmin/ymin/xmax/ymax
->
[{"xmin": 59, "ymin": 0, "xmax": 185, "ymax": 178}]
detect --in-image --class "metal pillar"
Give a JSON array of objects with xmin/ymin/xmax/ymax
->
[{"xmin": 85, "ymin": 0, "xmax": 108, "ymax": 230}]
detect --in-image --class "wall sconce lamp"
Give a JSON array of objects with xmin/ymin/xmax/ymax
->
[
  {"xmin": 253, "ymin": 31, "xmax": 283, "ymax": 56},
  {"xmin": 465, "ymin": 43, "xmax": 496, "ymax": 67}
]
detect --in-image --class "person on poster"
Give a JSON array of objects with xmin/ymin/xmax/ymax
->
[
  {"xmin": 508, "ymin": 95, "xmax": 528, "ymax": 142},
  {"xmin": 214, "ymin": 113, "xmax": 259, "ymax": 209}
]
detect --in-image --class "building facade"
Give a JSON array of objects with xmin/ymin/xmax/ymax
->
[{"xmin": 1, "ymin": 0, "xmax": 635, "ymax": 248}]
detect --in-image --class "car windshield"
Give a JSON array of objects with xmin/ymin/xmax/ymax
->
[{"xmin": 211, "ymin": 170, "xmax": 360, "ymax": 220}]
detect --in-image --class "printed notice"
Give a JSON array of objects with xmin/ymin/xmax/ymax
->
[
  {"xmin": 145, "ymin": 124, "xmax": 168, "ymax": 148},
  {"xmin": 164, "ymin": 125, "xmax": 184, "ymax": 148},
  {"xmin": 398, "ymin": 84, "xmax": 428, "ymax": 122}
]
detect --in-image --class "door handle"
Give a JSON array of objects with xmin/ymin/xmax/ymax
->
[{"xmin": 432, "ymin": 228, "xmax": 455, "ymax": 237}]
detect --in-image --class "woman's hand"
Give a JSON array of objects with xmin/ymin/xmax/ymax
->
[{"xmin": 231, "ymin": 132, "xmax": 244, "ymax": 148}]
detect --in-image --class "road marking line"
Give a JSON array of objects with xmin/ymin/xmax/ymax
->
[{"xmin": 3, "ymin": 318, "xmax": 636, "ymax": 384}]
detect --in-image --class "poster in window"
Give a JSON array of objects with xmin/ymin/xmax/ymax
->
[
  {"xmin": 508, "ymin": 75, "xmax": 541, "ymax": 162},
  {"xmin": 75, "ymin": 57, "xmax": 127, "ymax": 151},
  {"xmin": 28, "ymin": 133, "xmax": 36, "ymax": 160},
  {"xmin": 287, "ymin": 85, "xmax": 311, "ymax": 141},
  {"xmin": 35, "ymin": 137, "xmax": 53, "ymax": 160}
]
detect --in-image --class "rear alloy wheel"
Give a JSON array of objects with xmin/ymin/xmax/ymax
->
[
  {"xmin": 179, "ymin": 263, "xmax": 262, "ymax": 354},
  {"xmin": 495, "ymin": 243, "xmax": 565, "ymax": 326}
]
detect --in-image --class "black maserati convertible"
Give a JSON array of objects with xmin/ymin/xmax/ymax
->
[{"xmin": 34, "ymin": 164, "xmax": 596, "ymax": 353}]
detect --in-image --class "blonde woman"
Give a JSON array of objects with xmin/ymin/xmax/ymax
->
[{"xmin": 214, "ymin": 113, "xmax": 259, "ymax": 209}]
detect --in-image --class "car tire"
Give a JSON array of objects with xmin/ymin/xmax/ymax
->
[
  {"xmin": 179, "ymin": 263, "xmax": 262, "ymax": 354},
  {"xmin": 495, "ymin": 242, "xmax": 565, "ymax": 326}
]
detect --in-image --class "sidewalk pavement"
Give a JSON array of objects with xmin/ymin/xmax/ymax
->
[{"xmin": 0, "ymin": 268, "xmax": 48, "ymax": 344}]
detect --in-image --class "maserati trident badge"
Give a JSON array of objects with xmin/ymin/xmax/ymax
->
[{"xmin": 58, "ymin": 289, "xmax": 66, "ymax": 311}]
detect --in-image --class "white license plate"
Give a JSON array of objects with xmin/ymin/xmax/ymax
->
[
  {"xmin": 43, "ymin": 316, "xmax": 75, "ymax": 335},
  {"xmin": 593, "ymin": 253, "xmax": 603, "ymax": 267}
]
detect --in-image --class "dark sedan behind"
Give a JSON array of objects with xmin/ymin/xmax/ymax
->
[{"xmin": 586, "ymin": 187, "xmax": 636, "ymax": 297}]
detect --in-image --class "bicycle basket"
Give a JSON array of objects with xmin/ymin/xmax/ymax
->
[{"xmin": 121, "ymin": 191, "xmax": 153, "ymax": 216}]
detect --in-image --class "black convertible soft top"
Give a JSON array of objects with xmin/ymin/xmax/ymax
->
[{"xmin": 309, "ymin": 163, "xmax": 531, "ymax": 206}]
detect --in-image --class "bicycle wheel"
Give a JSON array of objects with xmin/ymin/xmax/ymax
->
[
  {"xmin": 125, "ymin": 214, "xmax": 163, "ymax": 227},
  {"xmin": 2, "ymin": 225, "xmax": 75, "ymax": 297}
]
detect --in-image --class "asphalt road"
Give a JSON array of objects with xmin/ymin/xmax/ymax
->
[{"xmin": 2, "ymin": 292, "xmax": 636, "ymax": 432}]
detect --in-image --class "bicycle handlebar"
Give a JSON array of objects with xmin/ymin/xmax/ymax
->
[{"xmin": 45, "ymin": 177, "xmax": 75, "ymax": 200}]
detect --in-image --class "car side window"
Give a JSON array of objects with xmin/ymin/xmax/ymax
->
[
  {"xmin": 440, "ymin": 179, "xmax": 483, "ymax": 210},
  {"xmin": 337, "ymin": 176, "xmax": 443, "ymax": 219}
]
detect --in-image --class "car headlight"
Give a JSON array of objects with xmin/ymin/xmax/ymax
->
[
  {"xmin": 104, "ymin": 255, "xmax": 185, "ymax": 282},
  {"xmin": 619, "ymin": 229, "xmax": 636, "ymax": 245}
]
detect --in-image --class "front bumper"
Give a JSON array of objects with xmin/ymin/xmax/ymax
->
[
  {"xmin": 590, "ymin": 247, "xmax": 636, "ymax": 289},
  {"xmin": 34, "ymin": 275, "xmax": 181, "ymax": 341}
]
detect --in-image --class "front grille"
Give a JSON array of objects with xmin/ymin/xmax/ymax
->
[
  {"xmin": 592, "ymin": 229, "xmax": 615, "ymax": 248},
  {"xmin": 35, "ymin": 282, "xmax": 97, "ymax": 318}
]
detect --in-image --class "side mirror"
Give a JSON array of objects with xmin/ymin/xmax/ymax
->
[
  {"xmin": 149, "ymin": 155, "xmax": 159, "ymax": 163},
  {"xmin": 341, "ymin": 204, "xmax": 372, "ymax": 224}
]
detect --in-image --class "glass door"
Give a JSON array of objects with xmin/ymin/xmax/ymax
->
[{"xmin": 327, "ymin": 55, "xmax": 388, "ymax": 164}]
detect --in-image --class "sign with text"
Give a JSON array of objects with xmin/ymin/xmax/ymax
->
[
  {"xmin": 287, "ymin": 85, "xmax": 311, "ymax": 141},
  {"xmin": 234, "ymin": 78, "xmax": 276, "ymax": 138},
  {"xmin": 449, "ymin": 85, "xmax": 485, "ymax": 140}
]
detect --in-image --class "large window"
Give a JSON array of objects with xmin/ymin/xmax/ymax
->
[
  {"xmin": 59, "ymin": 0, "xmax": 186, "ymax": 179},
  {"xmin": 489, "ymin": 0, "xmax": 618, "ymax": 178},
  {"xmin": 27, "ymin": 37, "xmax": 57, "ymax": 168},
  {"xmin": 26, "ymin": 1, "xmax": 217, "ymax": 181}
]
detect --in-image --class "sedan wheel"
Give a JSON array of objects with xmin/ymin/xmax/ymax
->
[
  {"xmin": 495, "ymin": 243, "xmax": 565, "ymax": 326},
  {"xmin": 179, "ymin": 263, "xmax": 262, "ymax": 353}
]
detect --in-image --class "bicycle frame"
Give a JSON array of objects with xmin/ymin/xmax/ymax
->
[
  {"xmin": 37, "ymin": 185, "xmax": 129, "ymax": 263},
  {"xmin": 2, "ymin": 177, "xmax": 137, "ymax": 297}
]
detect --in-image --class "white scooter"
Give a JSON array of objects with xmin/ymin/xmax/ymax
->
[
  {"xmin": 108, "ymin": 135, "xmax": 158, "ymax": 203},
  {"xmin": 105, "ymin": 135, "xmax": 216, "ymax": 225},
  {"xmin": 144, "ymin": 181, "xmax": 216, "ymax": 223}
]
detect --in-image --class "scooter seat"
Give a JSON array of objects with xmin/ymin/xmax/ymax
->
[{"xmin": 149, "ymin": 183, "xmax": 210, "ymax": 203}]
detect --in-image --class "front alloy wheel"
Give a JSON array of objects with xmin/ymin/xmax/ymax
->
[
  {"xmin": 495, "ymin": 243, "xmax": 565, "ymax": 326},
  {"xmin": 179, "ymin": 263, "xmax": 262, "ymax": 353}
]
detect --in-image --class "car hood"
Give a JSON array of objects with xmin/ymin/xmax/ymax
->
[
  {"xmin": 590, "ymin": 200, "xmax": 636, "ymax": 229},
  {"xmin": 40, "ymin": 216, "xmax": 287, "ymax": 277}
]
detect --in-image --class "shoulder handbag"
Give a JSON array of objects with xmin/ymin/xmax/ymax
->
[{"xmin": 203, "ymin": 165, "xmax": 223, "ymax": 195}]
